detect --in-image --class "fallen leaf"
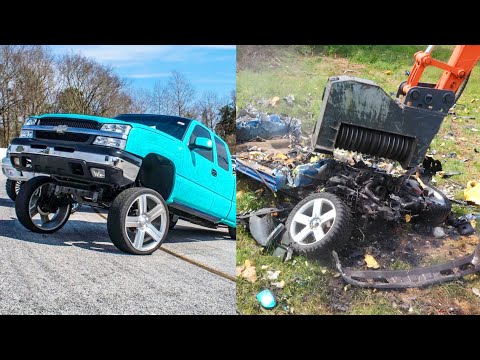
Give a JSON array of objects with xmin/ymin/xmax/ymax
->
[
  {"xmin": 241, "ymin": 266, "xmax": 257, "ymax": 283},
  {"xmin": 471, "ymin": 99, "xmax": 477, "ymax": 103},
  {"xmin": 272, "ymin": 280, "xmax": 285, "ymax": 289},
  {"xmin": 384, "ymin": 70, "xmax": 392, "ymax": 75},
  {"xmin": 236, "ymin": 265, "xmax": 246, "ymax": 277},
  {"xmin": 440, "ymin": 142, "xmax": 445, "ymax": 147},
  {"xmin": 365, "ymin": 254, "xmax": 380, "ymax": 269},
  {"xmin": 472, "ymin": 288, "xmax": 480, "ymax": 297},
  {"xmin": 405, "ymin": 214, "xmax": 412, "ymax": 223},
  {"xmin": 236, "ymin": 190, "xmax": 245, "ymax": 200},
  {"xmin": 464, "ymin": 181, "xmax": 480, "ymax": 205},
  {"xmin": 275, "ymin": 153, "xmax": 288, "ymax": 160},
  {"xmin": 269, "ymin": 96, "xmax": 280, "ymax": 107},
  {"xmin": 237, "ymin": 260, "xmax": 257, "ymax": 282},
  {"xmin": 261, "ymin": 265, "xmax": 269, "ymax": 270}
]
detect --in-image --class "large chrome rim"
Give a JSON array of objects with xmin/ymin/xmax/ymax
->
[
  {"xmin": 29, "ymin": 183, "xmax": 71, "ymax": 231},
  {"xmin": 290, "ymin": 197, "xmax": 336, "ymax": 245},
  {"xmin": 125, "ymin": 194, "xmax": 167, "ymax": 252}
]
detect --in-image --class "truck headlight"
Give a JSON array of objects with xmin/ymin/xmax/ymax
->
[
  {"xmin": 100, "ymin": 124, "xmax": 131, "ymax": 135},
  {"xmin": 24, "ymin": 117, "xmax": 38, "ymax": 126},
  {"xmin": 20, "ymin": 130, "xmax": 34, "ymax": 138},
  {"xmin": 93, "ymin": 136, "xmax": 126, "ymax": 150}
]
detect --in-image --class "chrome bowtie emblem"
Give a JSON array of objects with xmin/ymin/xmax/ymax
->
[{"xmin": 53, "ymin": 125, "xmax": 68, "ymax": 134}]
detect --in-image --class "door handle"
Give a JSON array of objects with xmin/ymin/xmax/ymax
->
[{"xmin": 211, "ymin": 169, "xmax": 217, "ymax": 177}]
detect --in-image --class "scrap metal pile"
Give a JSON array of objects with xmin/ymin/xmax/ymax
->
[{"xmin": 237, "ymin": 105, "xmax": 480, "ymax": 289}]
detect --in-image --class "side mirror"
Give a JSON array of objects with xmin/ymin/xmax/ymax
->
[{"xmin": 191, "ymin": 137, "xmax": 213, "ymax": 150}]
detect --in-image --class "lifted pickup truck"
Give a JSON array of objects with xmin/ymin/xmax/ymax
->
[{"xmin": 10, "ymin": 113, "xmax": 236, "ymax": 255}]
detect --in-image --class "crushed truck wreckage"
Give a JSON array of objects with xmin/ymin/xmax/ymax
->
[{"xmin": 236, "ymin": 102, "xmax": 479, "ymax": 288}]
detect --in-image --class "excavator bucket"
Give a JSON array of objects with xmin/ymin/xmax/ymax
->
[{"xmin": 311, "ymin": 76, "xmax": 455, "ymax": 168}]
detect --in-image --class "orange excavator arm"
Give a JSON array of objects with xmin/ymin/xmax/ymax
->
[{"xmin": 402, "ymin": 45, "xmax": 480, "ymax": 97}]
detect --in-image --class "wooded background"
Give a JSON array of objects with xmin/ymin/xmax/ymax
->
[{"xmin": 0, "ymin": 45, "xmax": 235, "ymax": 150}]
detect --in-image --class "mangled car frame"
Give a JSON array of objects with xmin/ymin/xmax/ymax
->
[{"xmin": 237, "ymin": 73, "xmax": 479, "ymax": 287}]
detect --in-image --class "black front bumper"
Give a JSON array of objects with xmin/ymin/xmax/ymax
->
[{"xmin": 9, "ymin": 138, "xmax": 142, "ymax": 187}]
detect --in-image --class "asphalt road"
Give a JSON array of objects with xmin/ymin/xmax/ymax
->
[{"xmin": 0, "ymin": 177, "xmax": 236, "ymax": 314}]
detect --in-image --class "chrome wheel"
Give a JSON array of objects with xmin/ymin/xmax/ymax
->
[
  {"xmin": 28, "ymin": 183, "xmax": 71, "ymax": 231},
  {"xmin": 289, "ymin": 197, "xmax": 336, "ymax": 245},
  {"xmin": 124, "ymin": 193, "xmax": 167, "ymax": 252}
]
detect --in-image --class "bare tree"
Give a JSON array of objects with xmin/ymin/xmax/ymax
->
[
  {"xmin": 164, "ymin": 71, "xmax": 196, "ymax": 117},
  {"xmin": 149, "ymin": 81, "xmax": 173, "ymax": 115},
  {"xmin": 198, "ymin": 91, "xmax": 222, "ymax": 129},
  {"xmin": 56, "ymin": 53, "xmax": 128, "ymax": 117}
]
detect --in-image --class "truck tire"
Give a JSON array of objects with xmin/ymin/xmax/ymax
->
[
  {"xmin": 15, "ymin": 176, "xmax": 71, "ymax": 234},
  {"xmin": 228, "ymin": 226, "xmax": 236, "ymax": 239},
  {"xmin": 286, "ymin": 192, "xmax": 352, "ymax": 258},
  {"xmin": 108, "ymin": 187, "xmax": 169, "ymax": 255},
  {"xmin": 6, "ymin": 179, "xmax": 22, "ymax": 201},
  {"xmin": 415, "ymin": 184, "xmax": 452, "ymax": 226}
]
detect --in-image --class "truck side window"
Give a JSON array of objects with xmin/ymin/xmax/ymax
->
[
  {"xmin": 189, "ymin": 125, "xmax": 213, "ymax": 162},
  {"xmin": 214, "ymin": 137, "xmax": 229, "ymax": 171}
]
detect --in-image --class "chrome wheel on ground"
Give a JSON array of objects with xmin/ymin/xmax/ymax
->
[
  {"xmin": 286, "ymin": 192, "xmax": 352, "ymax": 257},
  {"xmin": 6, "ymin": 179, "xmax": 23, "ymax": 201},
  {"xmin": 108, "ymin": 187, "xmax": 169, "ymax": 255},
  {"xmin": 15, "ymin": 177, "xmax": 71, "ymax": 234}
]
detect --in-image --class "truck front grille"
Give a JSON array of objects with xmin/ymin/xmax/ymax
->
[
  {"xmin": 35, "ymin": 131, "xmax": 91, "ymax": 143},
  {"xmin": 38, "ymin": 118, "xmax": 102, "ymax": 130}
]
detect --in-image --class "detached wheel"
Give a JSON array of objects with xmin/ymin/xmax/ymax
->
[
  {"xmin": 6, "ymin": 179, "xmax": 22, "ymax": 201},
  {"xmin": 286, "ymin": 192, "xmax": 352, "ymax": 257},
  {"xmin": 228, "ymin": 226, "xmax": 236, "ymax": 239},
  {"xmin": 416, "ymin": 184, "xmax": 452, "ymax": 226},
  {"xmin": 108, "ymin": 187, "xmax": 169, "ymax": 255},
  {"xmin": 15, "ymin": 176, "xmax": 71, "ymax": 233}
]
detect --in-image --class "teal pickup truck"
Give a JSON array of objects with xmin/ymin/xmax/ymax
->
[{"xmin": 9, "ymin": 113, "xmax": 236, "ymax": 255}]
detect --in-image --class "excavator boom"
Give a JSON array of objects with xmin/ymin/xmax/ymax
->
[{"xmin": 311, "ymin": 45, "xmax": 479, "ymax": 169}]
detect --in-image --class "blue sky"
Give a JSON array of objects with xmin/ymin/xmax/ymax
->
[{"xmin": 49, "ymin": 45, "xmax": 236, "ymax": 97}]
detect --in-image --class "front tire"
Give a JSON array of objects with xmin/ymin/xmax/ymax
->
[
  {"xmin": 286, "ymin": 192, "xmax": 352, "ymax": 257},
  {"xmin": 15, "ymin": 176, "xmax": 71, "ymax": 234},
  {"xmin": 6, "ymin": 179, "xmax": 22, "ymax": 201},
  {"xmin": 108, "ymin": 187, "xmax": 169, "ymax": 255}
]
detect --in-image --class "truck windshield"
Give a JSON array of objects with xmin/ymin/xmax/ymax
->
[{"xmin": 113, "ymin": 114, "xmax": 192, "ymax": 140}]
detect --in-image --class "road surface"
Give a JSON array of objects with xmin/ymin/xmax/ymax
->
[{"xmin": 0, "ymin": 176, "xmax": 236, "ymax": 314}]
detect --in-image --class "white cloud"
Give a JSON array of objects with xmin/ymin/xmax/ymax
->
[
  {"xmin": 51, "ymin": 45, "xmax": 235, "ymax": 64},
  {"xmin": 127, "ymin": 72, "xmax": 171, "ymax": 79}
]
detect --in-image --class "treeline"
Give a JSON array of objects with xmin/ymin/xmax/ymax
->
[{"xmin": 0, "ymin": 45, "xmax": 235, "ymax": 148}]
